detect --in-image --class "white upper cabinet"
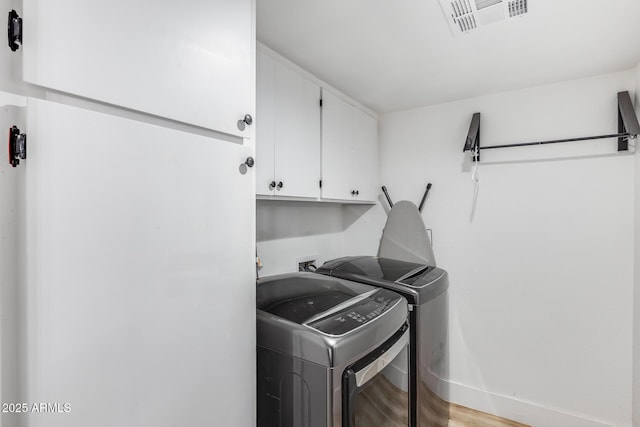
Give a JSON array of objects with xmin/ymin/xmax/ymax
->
[
  {"xmin": 22, "ymin": 0, "xmax": 253, "ymax": 137},
  {"xmin": 256, "ymin": 51, "xmax": 276, "ymax": 195},
  {"xmin": 353, "ymin": 108, "xmax": 379, "ymax": 202},
  {"xmin": 321, "ymin": 90, "xmax": 354, "ymax": 200},
  {"xmin": 256, "ymin": 51, "xmax": 321, "ymax": 198},
  {"xmin": 321, "ymin": 90, "xmax": 378, "ymax": 203}
]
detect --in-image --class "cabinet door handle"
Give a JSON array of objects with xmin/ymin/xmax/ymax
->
[
  {"xmin": 355, "ymin": 190, "xmax": 359, "ymax": 196},
  {"xmin": 277, "ymin": 181, "xmax": 283, "ymax": 189},
  {"xmin": 8, "ymin": 10, "xmax": 22, "ymax": 52},
  {"xmin": 351, "ymin": 190, "xmax": 356, "ymax": 196},
  {"xmin": 237, "ymin": 114, "xmax": 253, "ymax": 131},
  {"xmin": 244, "ymin": 157, "xmax": 255, "ymax": 167},
  {"xmin": 269, "ymin": 181, "xmax": 276, "ymax": 190}
]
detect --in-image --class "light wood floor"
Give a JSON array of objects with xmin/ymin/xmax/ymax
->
[
  {"xmin": 448, "ymin": 402, "xmax": 529, "ymax": 427},
  {"xmin": 355, "ymin": 374, "xmax": 409, "ymax": 426},
  {"xmin": 421, "ymin": 380, "xmax": 529, "ymax": 427},
  {"xmin": 357, "ymin": 375, "xmax": 529, "ymax": 427}
]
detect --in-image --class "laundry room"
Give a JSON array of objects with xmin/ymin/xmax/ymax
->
[
  {"xmin": 0, "ymin": 1, "xmax": 639, "ymax": 427},
  {"xmin": 254, "ymin": 1, "xmax": 640, "ymax": 426}
]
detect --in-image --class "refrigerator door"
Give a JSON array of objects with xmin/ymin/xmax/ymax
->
[
  {"xmin": 22, "ymin": 0, "xmax": 253, "ymax": 137},
  {"xmin": 24, "ymin": 99, "xmax": 255, "ymax": 427}
]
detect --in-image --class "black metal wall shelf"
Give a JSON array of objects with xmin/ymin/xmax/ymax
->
[{"xmin": 463, "ymin": 91, "xmax": 640, "ymax": 161}]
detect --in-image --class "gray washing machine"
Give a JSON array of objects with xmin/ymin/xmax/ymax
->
[
  {"xmin": 257, "ymin": 272, "xmax": 410, "ymax": 427},
  {"xmin": 316, "ymin": 257, "xmax": 449, "ymax": 427}
]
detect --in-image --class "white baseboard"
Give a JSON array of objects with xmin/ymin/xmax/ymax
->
[
  {"xmin": 446, "ymin": 381, "xmax": 621, "ymax": 427},
  {"xmin": 384, "ymin": 347, "xmax": 410, "ymax": 392},
  {"xmin": 384, "ymin": 363, "xmax": 409, "ymax": 393}
]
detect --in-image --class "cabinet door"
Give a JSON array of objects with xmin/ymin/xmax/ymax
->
[
  {"xmin": 321, "ymin": 90, "xmax": 354, "ymax": 200},
  {"xmin": 256, "ymin": 51, "xmax": 276, "ymax": 196},
  {"xmin": 23, "ymin": 0, "xmax": 253, "ymax": 137},
  {"xmin": 274, "ymin": 62, "xmax": 321, "ymax": 198},
  {"xmin": 25, "ymin": 99, "xmax": 255, "ymax": 427},
  {"xmin": 353, "ymin": 108, "xmax": 378, "ymax": 202}
]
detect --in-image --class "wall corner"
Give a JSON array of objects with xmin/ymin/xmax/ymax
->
[{"xmin": 632, "ymin": 59, "xmax": 640, "ymax": 427}]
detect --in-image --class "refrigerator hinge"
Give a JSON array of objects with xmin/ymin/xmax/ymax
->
[
  {"xmin": 8, "ymin": 125, "xmax": 26, "ymax": 167},
  {"xmin": 7, "ymin": 10, "xmax": 22, "ymax": 52}
]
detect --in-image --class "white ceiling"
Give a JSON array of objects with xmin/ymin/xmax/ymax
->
[{"xmin": 257, "ymin": 0, "xmax": 640, "ymax": 113}]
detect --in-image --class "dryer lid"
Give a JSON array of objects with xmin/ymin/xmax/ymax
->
[
  {"xmin": 320, "ymin": 256, "xmax": 429, "ymax": 284},
  {"xmin": 316, "ymin": 256, "xmax": 448, "ymax": 305}
]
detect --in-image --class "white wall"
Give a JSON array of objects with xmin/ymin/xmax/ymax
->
[
  {"xmin": 344, "ymin": 70, "xmax": 636, "ymax": 426},
  {"xmin": 256, "ymin": 200, "xmax": 385, "ymax": 277},
  {"xmin": 633, "ymin": 62, "xmax": 640, "ymax": 427},
  {"xmin": 256, "ymin": 200, "xmax": 348, "ymax": 276}
]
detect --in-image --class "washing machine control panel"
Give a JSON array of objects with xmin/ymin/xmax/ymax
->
[{"xmin": 308, "ymin": 289, "xmax": 404, "ymax": 336}]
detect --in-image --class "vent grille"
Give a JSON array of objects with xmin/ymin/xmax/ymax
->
[
  {"xmin": 439, "ymin": 0, "xmax": 530, "ymax": 36},
  {"xmin": 448, "ymin": 0, "xmax": 477, "ymax": 33},
  {"xmin": 508, "ymin": 0, "xmax": 528, "ymax": 17}
]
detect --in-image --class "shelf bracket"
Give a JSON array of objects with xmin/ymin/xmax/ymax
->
[
  {"xmin": 464, "ymin": 112, "xmax": 480, "ymax": 161},
  {"xmin": 617, "ymin": 91, "xmax": 640, "ymax": 151}
]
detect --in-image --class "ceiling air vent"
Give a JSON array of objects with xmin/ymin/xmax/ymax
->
[
  {"xmin": 445, "ymin": 0, "xmax": 477, "ymax": 33},
  {"xmin": 439, "ymin": 0, "xmax": 531, "ymax": 36},
  {"xmin": 508, "ymin": 0, "xmax": 528, "ymax": 17}
]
